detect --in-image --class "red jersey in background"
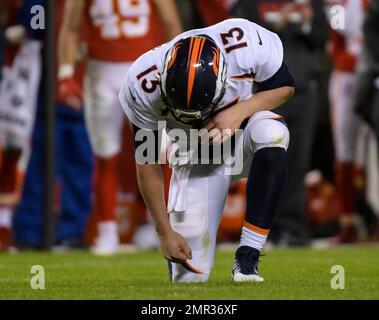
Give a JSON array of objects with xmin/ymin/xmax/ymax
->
[
  {"xmin": 325, "ymin": 0, "xmax": 369, "ymax": 72},
  {"xmin": 85, "ymin": 0, "xmax": 166, "ymax": 62},
  {"xmin": 194, "ymin": 0, "xmax": 235, "ymax": 26},
  {"xmin": 56, "ymin": 0, "xmax": 87, "ymax": 96}
]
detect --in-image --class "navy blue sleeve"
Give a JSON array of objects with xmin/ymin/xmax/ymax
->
[
  {"xmin": 255, "ymin": 63, "xmax": 295, "ymax": 92},
  {"xmin": 17, "ymin": 0, "xmax": 45, "ymax": 41}
]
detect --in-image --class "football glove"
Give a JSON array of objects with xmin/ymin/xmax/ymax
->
[{"xmin": 57, "ymin": 77, "xmax": 83, "ymax": 110}]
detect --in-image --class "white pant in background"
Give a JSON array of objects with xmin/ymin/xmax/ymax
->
[{"xmin": 84, "ymin": 60, "xmax": 132, "ymax": 158}]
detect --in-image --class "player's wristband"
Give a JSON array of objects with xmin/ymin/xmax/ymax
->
[{"xmin": 58, "ymin": 64, "xmax": 75, "ymax": 80}]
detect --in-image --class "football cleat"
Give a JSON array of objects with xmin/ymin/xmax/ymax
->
[
  {"xmin": 232, "ymin": 246, "xmax": 264, "ymax": 282},
  {"xmin": 91, "ymin": 221, "xmax": 119, "ymax": 256},
  {"xmin": 91, "ymin": 234, "xmax": 119, "ymax": 256},
  {"xmin": 132, "ymin": 223, "xmax": 160, "ymax": 250}
]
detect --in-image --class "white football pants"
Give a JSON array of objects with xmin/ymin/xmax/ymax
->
[
  {"xmin": 168, "ymin": 110, "xmax": 290, "ymax": 283},
  {"xmin": 84, "ymin": 60, "xmax": 133, "ymax": 158}
]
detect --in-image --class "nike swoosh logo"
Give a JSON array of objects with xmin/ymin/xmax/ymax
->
[{"xmin": 256, "ymin": 30, "xmax": 263, "ymax": 46}]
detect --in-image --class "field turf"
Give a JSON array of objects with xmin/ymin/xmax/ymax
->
[{"xmin": 0, "ymin": 245, "xmax": 378, "ymax": 300}]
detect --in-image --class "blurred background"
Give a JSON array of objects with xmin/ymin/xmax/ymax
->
[{"xmin": 0, "ymin": 0, "xmax": 378, "ymax": 255}]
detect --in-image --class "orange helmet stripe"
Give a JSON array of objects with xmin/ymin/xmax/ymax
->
[
  {"xmin": 187, "ymin": 37, "xmax": 206, "ymax": 108},
  {"xmin": 168, "ymin": 43, "xmax": 180, "ymax": 70},
  {"xmin": 187, "ymin": 37, "xmax": 195, "ymax": 73},
  {"xmin": 212, "ymin": 48, "xmax": 220, "ymax": 77},
  {"xmin": 197, "ymin": 37, "xmax": 206, "ymax": 65}
]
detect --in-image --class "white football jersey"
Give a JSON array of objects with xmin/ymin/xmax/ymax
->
[{"xmin": 119, "ymin": 18, "xmax": 284, "ymax": 132}]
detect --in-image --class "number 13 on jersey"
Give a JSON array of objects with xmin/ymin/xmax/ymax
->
[{"xmin": 90, "ymin": 0, "xmax": 151, "ymax": 39}]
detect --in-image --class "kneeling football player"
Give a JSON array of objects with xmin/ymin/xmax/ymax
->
[{"xmin": 119, "ymin": 18, "xmax": 295, "ymax": 282}]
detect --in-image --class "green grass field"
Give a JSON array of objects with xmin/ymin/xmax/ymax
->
[{"xmin": 0, "ymin": 245, "xmax": 378, "ymax": 300}]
